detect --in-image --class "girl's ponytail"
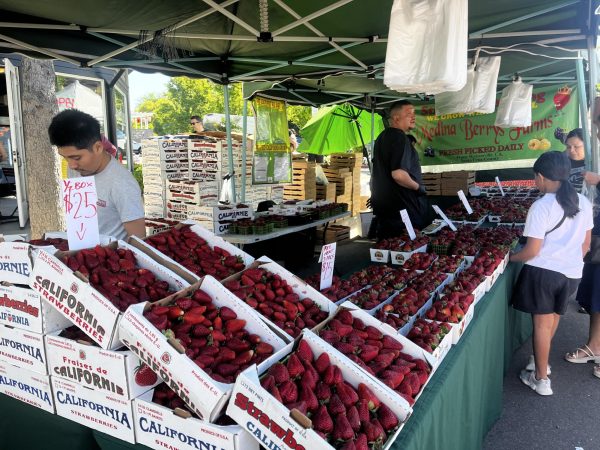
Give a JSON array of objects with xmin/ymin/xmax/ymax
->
[
  {"xmin": 556, "ymin": 177, "xmax": 580, "ymax": 217},
  {"xmin": 533, "ymin": 150, "xmax": 580, "ymax": 217}
]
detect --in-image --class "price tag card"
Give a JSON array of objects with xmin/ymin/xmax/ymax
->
[
  {"xmin": 400, "ymin": 209, "xmax": 416, "ymax": 240},
  {"xmin": 61, "ymin": 177, "xmax": 100, "ymax": 251},
  {"xmin": 457, "ymin": 190, "xmax": 473, "ymax": 214},
  {"xmin": 495, "ymin": 176, "xmax": 505, "ymax": 197},
  {"xmin": 432, "ymin": 205, "xmax": 457, "ymax": 231},
  {"xmin": 319, "ymin": 242, "xmax": 337, "ymax": 290}
]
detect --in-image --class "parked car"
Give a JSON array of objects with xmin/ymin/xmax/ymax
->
[{"xmin": 116, "ymin": 130, "xmax": 141, "ymax": 154}]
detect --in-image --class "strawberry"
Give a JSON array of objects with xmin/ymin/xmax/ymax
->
[
  {"xmin": 225, "ymin": 319, "xmax": 246, "ymax": 333},
  {"xmin": 243, "ymin": 268, "xmax": 264, "ymax": 283},
  {"xmin": 328, "ymin": 392, "xmax": 346, "ymax": 416},
  {"xmin": 134, "ymin": 364, "xmax": 158, "ymax": 386},
  {"xmin": 332, "ymin": 414, "xmax": 354, "ymax": 441},
  {"xmin": 363, "ymin": 419, "xmax": 385, "ymax": 444},
  {"xmin": 270, "ymin": 385, "xmax": 283, "ymax": 403},
  {"xmin": 315, "ymin": 381, "xmax": 332, "ymax": 402},
  {"xmin": 312, "ymin": 404, "xmax": 334, "ymax": 433},
  {"xmin": 296, "ymin": 339, "xmax": 314, "ymax": 363},
  {"xmin": 231, "ymin": 350, "xmax": 254, "ymax": 366},
  {"xmin": 356, "ymin": 400, "xmax": 370, "ymax": 422},
  {"xmin": 339, "ymin": 442, "xmax": 356, "ymax": 450},
  {"xmin": 335, "ymin": 382, "xmax": 358, "ymax": 407},
  {"xmin": 268, "ymin": 363, "xmax": 289, "ymax": 384},
  {"xmin": 314, "ymin": 352, "xmax": 331, "ymax": 374},
  {"xmin": 301, "ymin": 365, "xmax": 319, "ymax": 390},
  {"xmin": 299, "ymin": 384, "xmax": 319, "ymax": 412},
  {"xmin": 261, "ymin": 375, "xmax": 276, "ymax": 391},
  {"xmin": 219, "ymin": 306, "xmax": 237, "ymax": 321},
  {"xmin": 319, "ymin": 330, "xmax": 341, "ymax": 344},
  {"xmin": 279, "ymin": 380, "xmax": 298, "ymax": 404},
  {"xmin": 358, "ymin": 383, "xmax": 380, "ymax": 411},
  {"xmin": 346, "ymin": 405, "xmax": 361, "ymax": 431},
  {"xmin": 286, "ymin": 354, "xmax": 305, "ymax": 378},
  {"xmin": 119, "ymin": 259, "xmax": 135, "ymax": 271},
  {"xmin": 377, "ymin": 403, "xmax": 399, "ymax": 431},
  {"xmin": 337, "ymin": 310, "xmax": 354, "ymax": 325},
  {"xmin": 333, "ymin": 341, "xmax": 356, "ymax": 355},
  {"xmin": 355, "ymin": 433, "xmax": 369, "ymax": 450},
  {"xmin": 358, "ymin": 345, "xmax": 380, "ymax": 363},
  {"xmin": 382, "ymin": 335, "xmax": 403, "ymax": 351},
  {"xmin": 397, "ymin": 380, "xmax": 413, "ymax": 398}
]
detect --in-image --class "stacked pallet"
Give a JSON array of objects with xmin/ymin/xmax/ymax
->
[
  {"xmin": 316, "ymin": 224, "xmax": 351, "ymax": 244},
  {"xmin": 283, "ymin": 159, "xmax": 317, "ymax": 200},
  {"xmin": 330, "ymin": 154, "xmax": 362, "ymax": 216},
  {"xmin": 422, "ymin": 173, "xmax": 441, "ymax": 196},
  {"xmin": 316, "ymin": 183, "xmax": 337, "ymax": 201},
  {"xmin": 441, "ymin": 171, "xmax": 475, "ymax": 196},
  {"xmin": 322, "ymin": 167, "xmax": 353, "ymax": 205}
]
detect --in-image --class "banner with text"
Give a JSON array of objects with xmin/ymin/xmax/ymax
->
[
  {"xmin": 413, "ymin": 84, "xmax": 578, "ymax": 171},
  {"xmin": 252, "ymin": 96, "xmax": 292, "ymax": 184}
]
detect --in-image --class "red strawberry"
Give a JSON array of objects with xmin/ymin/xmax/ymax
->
[
  {"xmin": 314, "ymin": 352, "xmax": 331, "ymax": 374},
  {"xmin": 355, "ymin": 433, "xmax": 369, "ymax": 450},
  {"xmin": 365, "ymin": 325, "xmax": 383, "ymax": 340},
  {"xmin": 319, "ymin": 330, "xmax": 341, "ymax": 344},
  {"xmin": 219, "ymin": 306, "xmax": 237, "ymax": 321},
  {"xmin": 382, "ymin": 335, "xmax": 403, "ymax": 351},
  {"xmin": 339, "ymin": 442, "xmax": 356, "ymax": 450},
  {"xmin": 328, "ymin": 393, "xmax": 346, "ymax": 416},
  {"xmin": 134, "ymin": 364, "xmax": 158, "ymax": 386},
  {"xmin": 358, "ymin": 345, "xmax": 380, "ymax": 363},
  {"xmin": 299, "ymin": 384, "xmax": 319, "ymax": 412},
  {"xmin": 407, "ymin": 372, "xmax": 421, "ymax": 394},
  {"xmin": 301, "ymin": 365, "xmax": 318, "ymax": 390},
  {"xmin": 356, "ymin": 400, "xmax": 370, "ymax": 422},
  {"xmin": 346, "ymin": 405, "xmax": 361, "ymax": 431},
  {"xmin": 337, "ymin": 310, "xmax": 354, "ymax": 325},
  {"xmin": 268, "ymin": 363, "xmax": 289, "ymax": 384},
  {"xmin": 286, "ymin": 354, "xmax": 305, "ymax": 378},
  {"xmin": 363, "ymin": 419, "xmax": 385, "ymax": 444},
  {"xmin": 377, "ymin": 403, "xmax": 399, "ymax": 431},
  {"xmin": 279, "ymin": 380, "xmax": 298, "ymax": 404},
  {"xmin": 381, "ymin": 370, "xmax": 405, "ymax": 389},
  {"xmin": 225, "ymin": 319, "xmax": 246, "ymax": 333},
  {"xmin": 270, "ymin": 385, "xmax": 283, "ymax": 403},
  {"xmin": 315, "ymin": 381, "xmax": 332, "ymax": 402},
  {"xmin": 397, "ymin": 379, "xmax": 413, "ymax": 398},
  {"xmin": 296, "ymin": 339, "xmax": 314, "ymax": 363},
  {"xmin": 312, "ymin": 404, "xmax": 334, "ymax": 433},
  {"xmin": 332, "ymin": 414, "xmax": 354, "ymax": 441},
  {"xmin": 333, "ymin": 341, "xmax": 356, "ymax": 355},
  {"xmin": 335, "ymin": 382, "xmax": 358, "ymax": 407},
  {"xmin": 261, "ymin": 375, "xmax": 276, "ymax": 391},
  {"xmin": 255, "ymin": 342, "xmax": 274, "ymax": 355},
  {"xmin": 358, "ymin": 383, "xmax": 380, "ymax": 411}
]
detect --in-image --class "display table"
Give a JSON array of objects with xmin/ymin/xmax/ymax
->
[
  {"xmin": 0, "ymin": 263, "xmax": 530, "ymax": 450},
  {"xmin": 222, "ymin": 211, "xmax": 351, "ymax": 245}
]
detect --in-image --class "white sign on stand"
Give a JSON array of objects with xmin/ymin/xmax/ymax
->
[
  {"xmin": 319, "ymin": 242, "xmax": 336, "ymax": 290},
  {"xmin": 457, "ymin": 190, "xmax": 473, "ymax": 214},
  {"xmin": 432, "ymin": 205, "xmax": 457, "ymax": 231},
  {"xmin": 495, "ymin": 176, "xmax": 505, "ymax": 196},
  {"xmin": 400, "ymin": 209, "xmax": 416, "ymax": 240},
  {"xmin": 61, "ymin": 177, "xmax": 100, "ymax": 251}
]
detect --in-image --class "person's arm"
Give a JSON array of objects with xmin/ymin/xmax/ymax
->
[
  {"xmin": 391, "ymin": 168, "xmax": 420, "ymax": 190},
  {"xmin": 583, "ymin": 171, "xmax": 600, "ymax": 186},
  {"xmin": 509, "ymin": 237, "xmax": 543, "ymax": 263},
  {"xmin": 582, "ymin": 229, "xmax": 592, "ymax": 256},
  {"xmin": 124, "ymin": 218, "xmax": 146, "ymax": 239}
]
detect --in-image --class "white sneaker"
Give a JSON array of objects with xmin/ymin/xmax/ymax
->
[
  {"xmin": 520, "ymin": 370, "xmax": 553, "ymax": 396},
  {"xmin": 524, "ymin": 355, "xmax": 551, "ymax": 375}
]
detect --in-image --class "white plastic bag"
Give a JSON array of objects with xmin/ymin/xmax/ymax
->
[
  {"xmin": 219, "ymin": 176, "xmax": 234, "ymax": 204},
  {"xmin": 315, "ymin": 164, "xmax": 329, "ymax": 185},
  {"xmin": 435, "ymin": 66, "xmax": 475, "ymax": 116},
  {"xmin": 384, "ymin": 0, "xmax": 468, "ymax": 95},
  {"xmin": 494, "ymin": 80, "xmax": 533, "ymax": 128}
]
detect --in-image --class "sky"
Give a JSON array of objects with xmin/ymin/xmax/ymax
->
[{"xmin": 128, "ymin": 70, "xmax": 170, "ymax": 109}]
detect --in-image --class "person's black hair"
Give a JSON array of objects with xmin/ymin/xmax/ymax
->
[
  {"xmin": 389, "ymin": 100, "xmax": 413, "ymax": 116},
  {"xmin": 48, "ymin": 109, "xmax": 100, "ymax": 150},
  {"xmin": 566, "ymin": 128, "xmax": 583, "ymax": 142},
  {"xmin": 190, "ymin": 115, "xmax": 202, "ymax": 123},
  {"xmin": 533, "ymin": 151, "xmax": 580, "ymax": 218}
]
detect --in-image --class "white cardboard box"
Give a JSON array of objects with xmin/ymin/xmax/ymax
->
[
  {"xmin": 52, "ymin": 376, "xmax": 137, "ymax": 443},
  {"xmin": 0, "ymin": 284, "xmax": 71, "ymax": 334},
  {"xmin": 0, "ymin": 360, "xmax": 54, "ymax": 413},
  {"xmin": 0, "ymin": 241, "xmax": 33, "ymax": 285},
  {"xmin": 370, "ymin": 248, "xmax": 390, "ymax": 263},
  {"xmin": 390, "ymin": 244, "xmax": 428, "ymax": 266},
  {"xmin": 226, "ymin": 330, "xmax": 412, "ymax": 450},
  {"xmin": 30, "ymin": 240, "xmax": 190, "ymax": 350},
  {"xmin": 45, "ymin": 331, "xmax": 160, "ymax": 399},
  {"xmin": 118, "ymin": 276, "xmax": 288, "ymax": 422},
  {"xmin": 0, "ymin": 324, "xmax": 48, "ymax": 374},
  {"xmin": 133, "ymin": 392, "xmax": 259, "ymax": 450}
]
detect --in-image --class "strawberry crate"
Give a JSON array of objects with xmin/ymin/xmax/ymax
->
[
  {"xmin": 45, "ymin": 327, "xmax": 161, "ymax": 400},
  {"xmin": 408, "ymin": 318, "xmax": 455, "ymax": 369},
  {"xmin": 390, "ymin": 244, "xmax": 428, "ymax": 266},
  {"xmin": 30, "ymin": 240, "xmax": 190, "ymax": 350},
  {"xmin": 370, "ymin": 248, "xmax": 390, "ymax": 263},
  {"xmin": 315, "ymin": 303, "xmax": 435, "ymax": 404},
  {"xmin": 0, "ymin": 324, "xmax": 48, "ymax": 374},
  {"xmin": 227, "ymin": 330, "xmax": 413, "ymax": 450},
  {"xmin": 118, "ymin": 275, "xmax": 288, "ymax": 422},
  {"xmin": 0, "ymin": 360, "xmax": 54, "ymax": 413},
  {"xmin": 52, "ymin": 376, "xmax": 137, "ymax": 443},
  {"xmin": 221, "ymin": 257, "xmax": 337, "ymax": 342},
  {"xmin": 132, "ymin": 219, "xmax": 254, "ymax": 282},
  {"xmin": 133, "ymin": 385, "xmax": 259, "ymax": 450},
  {"xmin": 0, "ymin": 283, "xmax": 71, "ymax": 334}
]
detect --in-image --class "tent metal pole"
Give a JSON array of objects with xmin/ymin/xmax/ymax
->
[
  {"xmin": 468, "ymin": 29, "xmax": 581, "ymax": 39},
  {"xmin": 228, "ymin": 57, "xmax": 361, "ymax": 71},
  {"xmin": 201, "ymin": 0, "xmax": 259, "ymax": 36},
  {"xmin": 241, "ymin": 99, "xmax": 248, "ymax": 203},
  {"xmin": 497, "ymin": 61, "xmax": 562, "ymax": 79},
  {"xmin": 588, "ymin": 36, "xmax": 599, "ymax": 174},
  {"xmin": 576, "ymin": 54, "xmax": 592, "ymax": 170},
  {"xmin": 224, "ymin": 84, "xmax": 236, "ymax": 202},
  {"xmin": 87, "ymin": 0, "xmax": 240, "ymax": 66},
  {"xmin": 272, "ymin": 0, "xmax": 354, "ymax": 36},
  {"xmin": 0, "ymin": 33, "xmax": 80, "ymax": 65}
]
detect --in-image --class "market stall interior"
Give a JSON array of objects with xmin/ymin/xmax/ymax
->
[{"xmin": 0, "ymin": 1, "xmax": 599, "ymax": 450}]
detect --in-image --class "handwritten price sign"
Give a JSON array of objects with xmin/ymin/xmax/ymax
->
[
  {"xmin": 61, "ymin": 177, "xmax": 100, "ymax": 251},
  {"xmin": 319, "ymin": 242, "xmax": 337, "ymax": 290}
]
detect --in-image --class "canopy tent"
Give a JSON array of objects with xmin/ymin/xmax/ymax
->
[
  {"xmin": 55, "ymin": 80, "xmax": 104, "ymax": 122},
  {"xmin": 297, "ymin": 103, "xmax": 383, "ymax": 157}
]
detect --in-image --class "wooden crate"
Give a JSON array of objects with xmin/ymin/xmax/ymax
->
[
  {"xmin": 316, "ymin": 224, "xmax": 351, "ymax": 244},
  {"xmin": 316, "ymin": 183, "xmax": 337, "ymax": 201},
  {"xmin": 330, "ymin": 154, "xmax": 362, "ymax": 169}
]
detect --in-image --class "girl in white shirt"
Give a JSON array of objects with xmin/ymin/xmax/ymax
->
[{"xmin": 510, "ymin": 151, "xmax": 593, "ymax": 396}]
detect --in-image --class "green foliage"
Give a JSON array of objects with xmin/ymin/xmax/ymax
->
[
  {"xmin": 133, "ymin": 164, "xmax": 143, "ymax": 192},
  {"xmin": 287, "ymin": 105, "xmax": 313, "ymax": 131},
  {"xmin": 136, "ymin": 78, "xmax": 243, "ymax": 135}
]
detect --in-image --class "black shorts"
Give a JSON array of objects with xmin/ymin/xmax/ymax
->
[{"xmin": 511, "ymin": 265, "xmax": 580, "ymax": 315}]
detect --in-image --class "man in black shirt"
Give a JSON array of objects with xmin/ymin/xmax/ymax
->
[{"xmin": 371, "ymin": 100, "xmax": 428, "ymax": 239}]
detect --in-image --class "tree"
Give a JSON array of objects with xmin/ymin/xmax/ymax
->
[
  {"xmin": 21, "ymin": 58, "xmax": 64, "ymax": 238},
  {"xmin": 287, "ymin": 105, "xmax": 313, "ymax": 131},
  {"xmin": 136, "ymin": 78, "xmax": 243, "ymax": 135}
]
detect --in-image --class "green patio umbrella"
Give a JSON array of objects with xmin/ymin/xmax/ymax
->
[{"xmin": 296, "ymin": 103, "xmax": 384, "ymax": 159}]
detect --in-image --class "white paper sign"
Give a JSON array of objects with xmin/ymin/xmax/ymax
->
[
  {"xmin": 432, "ymin": 205, "xmax": 457, "ymax": 231},
  {"xmin": 61, "ymin": 177, "xmax": 100, "ymax": 251},
  {"xmin": 320, "ymin": 242, "xmax": 336, "ymax": 290},
  {"xmin": 495, "ymin": 176, "xmax": 505, "ymax": 196},
  {"xmin": 457, "ymin": 190, "xmax": 473, "ymax": 214},
  {"xmin": 400, "ymin": 209, "xmax": 416, "ymax": 240}
]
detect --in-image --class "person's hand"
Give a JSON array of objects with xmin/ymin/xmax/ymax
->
[
  {"xmin": 417, "ymin": 184, "xmax": 427, "ymax": 196},
  {"xmin": 583, "ymin": 171, "xmax": 600, "ymax": 186}
]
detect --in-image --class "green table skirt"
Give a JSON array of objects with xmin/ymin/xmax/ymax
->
[{"xmin": 0, "ymin": 264, "xmax": 530, "ymax": 450}]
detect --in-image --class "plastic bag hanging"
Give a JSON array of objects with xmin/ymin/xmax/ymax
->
[
  {"xmin": 494, "ymin": 79, "xmax": 533, "ymax": 128},
  {"xmin": 384, "ymin": 0, "xmax": 468, "ymax": 95},
  {"xmin": 435, "ymin": 65, "xmax": 475, "ymax": 116},
  {"xmin": 219, "ymin": 174, "xmax": 234, "ymax": 204}
]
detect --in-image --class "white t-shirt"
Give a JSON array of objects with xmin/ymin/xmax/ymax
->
[{"xmin": 523, "ymin": 192, "xmax": 593, "ymax": 278}]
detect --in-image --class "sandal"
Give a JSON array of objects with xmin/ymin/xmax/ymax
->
[
  {"xmin": 594, "ymin": 365, "xmax": 600, "ymax": 379},
  {"xmin": 565, "ymin": 345, "xmax": 600, "ymax": 363}
]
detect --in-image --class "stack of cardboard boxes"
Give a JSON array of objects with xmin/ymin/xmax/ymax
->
[
  {"xmin": 329, "ymin": 154, "xmax": 362, "ymax": 216},
  {"xmin": 421, "ymin": 171, "xmax": 475, "ymax": 196}
]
